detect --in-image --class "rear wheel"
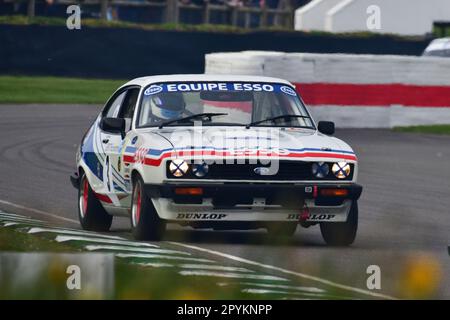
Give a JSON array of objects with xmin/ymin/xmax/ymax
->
[
  {"xmin": 320, "ymin": 201, "xmax": 358, "ymax": 246},
  {"xmin": 130, "ymin": 175, "xmax": 166, "ymax": 241},
  {"xmin": 78, "ymin": 173, "xmax": 112, "ymax": 231},
  {"xmin": 266, "ymin": 222, "xmax": 297, "ymax": 238}
]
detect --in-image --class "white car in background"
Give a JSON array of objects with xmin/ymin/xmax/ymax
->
[
  {"xmin": 422, "ymin": 37, "xmax": 450, "ymax": 57},
  {"xmin": 71, "ymin": 75, "xmax": 362, "ymax": 246}
]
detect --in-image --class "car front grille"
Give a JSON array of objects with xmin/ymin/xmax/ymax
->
[{"xmin": 166, "ymin": 160, "xmax": 354, "ymax": 181}]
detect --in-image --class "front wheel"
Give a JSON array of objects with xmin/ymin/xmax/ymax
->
[
  {"xmin": 78, "ymin": 173, "xmax": 112, "ymax": 231},
  {"xmin": 130, "ymin": 175, "xmax": 166, "ymax": 241},
  {"xmin": 320, "ymin": 201, "xmax": 358, "ymax": 246}
]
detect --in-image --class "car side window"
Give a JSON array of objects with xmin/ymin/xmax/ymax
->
[
  {"xmin": 104, "ymin": 91, "xmax": 126, "ymax": 118},
  {"xmin": 119, "ymin": 88, "xmax": 140, "ymax": 119},
  {"xmin": 118, "ymin": 88, "xmax": 140, "ymax": 132}
]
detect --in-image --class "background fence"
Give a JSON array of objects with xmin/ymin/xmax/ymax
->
[{"xmin": 1, "ymin": 0, "xmax": 304, "ymax": 28}]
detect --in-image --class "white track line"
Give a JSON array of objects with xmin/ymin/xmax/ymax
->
[
  {"xmin": 169, "ymin": 242, "xmax": 397, "ymax": 300},
  {"xmin": 55, "ymin": 235, "xmax": 158, "ymax": 248},
  {"xmin": 84, "ymin": 245, "xmax": 190, "ymax": 256},
  {"xmin": 180, "ymin": 264, "xmax": 253, "ymax": 273},
  {"xmin": 0, "ymin": 217, "xmax": 48, "ymax": 226},
  {"xmin": 133, "ymin": 262, "xmax": 174, "ymax": 268},
  {"xmin": 1, "ymin": 222, "xmax": 20, "ymax": 227},
  {"xmin": 0, "ymin": 212, "xmax": 38, "ymax": 219},
  {"xmin": 116, "ymin": 253, "xmax": 214, "ymax": 263},
  {"xmin": 217, "ymin": 281, "xmax": 325, "ymax": 293},
  {"xmin": 28, "ymin": 227, "xmax": 125, "ymax": 240},
  {"xmin": 241, "ymin": 288, "xmax": 355, "ymax": 299},
  {"xmin": 0, "ymin": 215, "xmax": 48, "ymax": 223},
  {"xmin": 242, "ymin": 288, "xmax": 320, "ymax": 296},
  {"xmin": 0, "ymin": 200, "xmax": 78, "ymax": 224},
  {"xmin": 178, "ymin": 270, "xmax": 288, "ymax": 281},
  {"xmin": 0, "ymin": 220, "xmax": 48, "ymax": 227},
  {"xmin": 0, "ymin": 212, "xmax": 29, "ymax": 218}
]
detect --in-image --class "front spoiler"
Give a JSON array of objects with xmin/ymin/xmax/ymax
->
[{"xmin": 144, "ymin": 182, "xmax": 363, "ymax": 201}]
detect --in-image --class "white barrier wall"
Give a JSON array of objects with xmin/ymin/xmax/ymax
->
[
  {"xmin": 295, "ymin": 0, "xmax": 450, "ymax": 36},
  {"xmin": 205, "ymin": 51, "xmax": 450, "ymax": 128},
  {"xmin": 295, "ymin": 0, "xmax": 343, "ymax": 31}
]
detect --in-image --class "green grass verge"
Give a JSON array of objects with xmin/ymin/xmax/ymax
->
[
  {"xmin": 393, "ymin": 124, "xmax": 450, "ymax": 135},
  {"xmin": 0, "ymin": 226, "xmax": 77, "ymax": 252},
  {"xmin": 0, "ymin": 75, "xmax": 123, "ymax": 104}
]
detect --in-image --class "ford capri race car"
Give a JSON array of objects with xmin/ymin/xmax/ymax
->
[{"xmin": 70, "ymin": 75, "xmax": 362, "ymax": 245}]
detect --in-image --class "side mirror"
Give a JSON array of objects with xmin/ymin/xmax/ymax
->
[
  {"xmin": 318, "ymin": 121, "xmax": 335, "ymax": 135},
  {"xmin": 100, "ymin": 117, "xmax": 125, "ymax": 138}
]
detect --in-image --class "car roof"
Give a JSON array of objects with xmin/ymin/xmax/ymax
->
[{"xmin": 120, "ymin": 74, "xmax": 294, "ymax": 89}]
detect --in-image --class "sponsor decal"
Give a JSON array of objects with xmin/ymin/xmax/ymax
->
[
  {"xmin": 142, "ymin": 82, "xmax": 299, "ymax": 95},
  {"xmin": 131, "ymin": 136, "xmax": 138, "ymax": 145},
  {"xmin": 227, "ymin": 148, "xmax": 290, "ymax": 157},
  {"xmin": 287, "ymin": 214, "xmax": 301, "ymax": 220},
  {"xmin": 308, "ymin": 214, "xmax": 336, "ymax": 221},
  {"xmin": 166, "ymin": 83, "xmax": 275, "ymax": 92},
  {"xmin": 176, "ymin": 213, "xmax": 227, "ymax": 220},
  {"xmin": 280, "ymin": 86, "xmax": 297, "ymax": 96},
  {"xmin": 135, "ymin": 147, "xmax": 149, "ymax": 164},
  {"xmin": 144, "ymin": 85, "xmax": 163, "ymax": 96}
]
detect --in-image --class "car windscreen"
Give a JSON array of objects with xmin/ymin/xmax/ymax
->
[{"xmin": 137, "ymin": 82, "xmax": 314, "ymax": 128}]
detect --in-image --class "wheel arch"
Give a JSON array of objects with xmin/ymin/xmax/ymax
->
[{"xmin": 131, "ymin": 169, "xmax": 142, "ymax": 183}]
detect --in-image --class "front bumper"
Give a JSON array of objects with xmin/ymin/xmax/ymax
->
[{"xmin": 145, "ymin": 182, "xmax": 362, "ymax": 222}]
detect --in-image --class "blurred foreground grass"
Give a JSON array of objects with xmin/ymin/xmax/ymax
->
[
  {"xmin": 0, "ymin": 225, "xmax": 444, "ymax": 299},
  {"xmin": 0, "ymin": 75, "xmax": 123, "ymax": 104},
  {"xmin": 0, "ymin": 227, "xmax": 253, "ymax": 299}
]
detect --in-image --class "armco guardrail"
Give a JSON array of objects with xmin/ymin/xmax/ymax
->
[{"xmin": 205, "ymin": 51, "xmax": 450, "ymax": 128}]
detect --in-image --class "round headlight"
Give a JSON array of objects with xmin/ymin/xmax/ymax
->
[
  {"xmin": 192, "ymin": 162, "xmax": 209, "ymax": 178},
  {"xmin": 312, "ymin": 162, "xmax": 329, "ymax": 178},
  {"xmin": 169, "ymin": 159, "xmax": 189, "ymax": 177},
  {"xmin": 332, "ymin": 162, "xmax": 351, "ymax": 179}
]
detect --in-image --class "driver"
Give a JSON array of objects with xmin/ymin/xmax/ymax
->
[{"xmin": 147, "ymin": 92, "xmax": 186, "ymax": 123}]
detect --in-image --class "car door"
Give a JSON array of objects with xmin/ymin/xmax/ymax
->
[{"xmin": 99, "ymin": 86, "xmax": 140, "ymax": 207}]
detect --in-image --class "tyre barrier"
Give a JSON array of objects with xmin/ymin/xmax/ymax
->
[{"xmin": 205, "ymin": 51, "xmax": 450, "ymax": 128}]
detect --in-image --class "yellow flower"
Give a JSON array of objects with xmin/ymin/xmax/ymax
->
[{"xmin": 399, "ymin": 254, "xmax": 442, "ymax": 299}]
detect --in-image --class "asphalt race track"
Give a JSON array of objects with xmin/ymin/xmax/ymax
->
[{"xmin": 0, "ymin": 104, "xmax": 449, "ymax": 298}]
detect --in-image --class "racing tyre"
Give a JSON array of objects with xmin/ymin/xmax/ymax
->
[
  {"xmin": 320, "ymin": 201, "xmax": 358, "ymax": 246},
  {"xmin": 78, "ymin": 173, "xmax": 113, "ymax": 231},
  {"xmin": 131, "ymin": 175, "xmax": 166, "ymax": 241},
  {"xmin": 266, "ymin": 222, "xmax": 297, "ymax": 238}
]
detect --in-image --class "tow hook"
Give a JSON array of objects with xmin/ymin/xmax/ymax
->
[{"xmin": 299, "ymin": 204, "xmax": 312, "ymax": 228}]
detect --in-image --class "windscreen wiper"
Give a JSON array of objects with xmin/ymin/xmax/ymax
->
[
  {"xmin": 158, "ymin": 113, "xmax": 228, "ymax": 129},
  {"xmin": 246, "ymin": 114, "xmax": 312, "ymax": 128}
]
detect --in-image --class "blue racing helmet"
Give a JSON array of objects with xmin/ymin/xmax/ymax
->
[{"xmin": 150, "ymin": 92, "xmax": 185, "ymax": 120}]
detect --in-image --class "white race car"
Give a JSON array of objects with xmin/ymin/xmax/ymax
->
[{"xmin": 71, "ymin": 75, "xmax": 362, "ymax": 245}]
